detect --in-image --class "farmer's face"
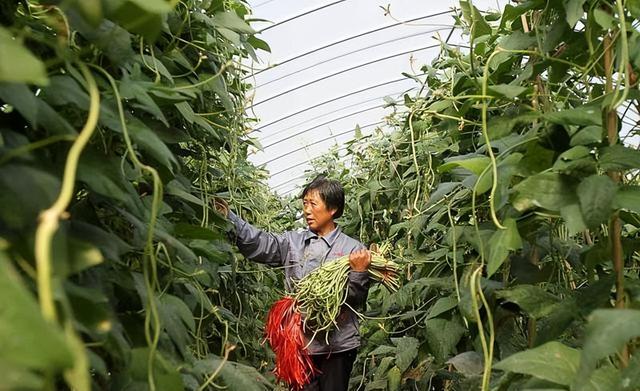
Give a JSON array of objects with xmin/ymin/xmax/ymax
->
[{"xmin": 302, "ymin": 190, "xmax": 336, "ymax": 234}]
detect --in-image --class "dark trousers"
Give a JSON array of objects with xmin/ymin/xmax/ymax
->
[{"xmin": 301, "ymin": 349, "xmax": 358, "ymax": 391}]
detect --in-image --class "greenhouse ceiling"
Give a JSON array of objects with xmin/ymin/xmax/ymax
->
[{"xmin": 245, "ymin": 0, "xmax": 509, "ymax": 196}]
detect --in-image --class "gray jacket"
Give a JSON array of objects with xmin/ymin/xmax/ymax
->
[{"xmin": 228, "ymin": 211, "xmax": 370, "ymax": 354}]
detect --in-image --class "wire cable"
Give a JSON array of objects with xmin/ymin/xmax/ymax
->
[
  {"xmin": 250, "ymin": 43, "xmax": 447, "ymax": 108},
  {"xmin": 272, "ymin": 173, "xmax": 309, "ymax": 190},
  {"xmin": 250, "ymin": 75, "xmax": 423, "ymax": 132},
  {"xmin": 257, "ymin": 27, "xmax": 455, "ymax": 88},
  {"xmin": 261, "ymin": 120, "xmax": 384, "ymax": 165},
  {"xmin": 253, "ymin": 0, "xmax": 278, "ymax": 8},
  {"xmin": 269, "ymin": 130, "xmax": 382, "ymax": 179},
  {"xmin": 263, "ymin": 103, "xmax": 394, "ymax": 149},
  {"xmin": 257, "ymin": 1, "xmax": 347, "ymax": 33},
  {"xmin": 260, "ymin": 92, "xmax": 409, "ymax": 141},
  {"xmin": 250, "ymin": 9, "xmax": 455, "ymax": 77}
]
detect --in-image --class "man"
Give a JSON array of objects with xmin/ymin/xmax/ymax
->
[{"xmin": 215, "ymin": 175, "xmax": 371, "ymax": 391}]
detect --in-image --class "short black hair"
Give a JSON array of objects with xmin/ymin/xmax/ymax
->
[{"xmin": 301, "ymin": 175, "xmax": 345, "ymax": 219}]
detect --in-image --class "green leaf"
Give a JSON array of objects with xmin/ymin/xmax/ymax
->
[
  {"xmin": 393, "ymin": 336, "xmax": 419, "ymax": 372},
  {"xmin": 571, "ymin": 125, "xmax": 603, "ymax": 146},
  {"xmin": 500, "ymin": 2, "xmax": 537, "ymax": 28},
  {"xmin": 543, "ymin": 18, "xmax": 571, "ymax": 53},
  {"xmin": 553, "ymin": 145, "xmax": 591, "ymax": 166},
  {"xmin": 66, "ymin": 283, "xmax": 111, "ymax": 333},
  {"xmin": 488, "ymin": 84, "xmax": 527, "ymax": 98},
  {"xmin": 544, "ymin": 105, "xmax": 601, "ymax": 126},
  {"xmin": 614, "ymin": 186, "xmax": 640, "ymax": 213},
  {"xmin": 426, "ymin": 182, "xmax": 461, "ymax": 208},
  {"xmin": 577, "ymin": 175, "xmax": 617, "ymax": 229},
  {"xmin": 586, "ymin": 365, "xmax": 620, "ymax": 391},
  {"xmin": 490, "ymin": 31, "xmax": 537, "ymax": 69},
  {"xmin": 553, "ymin": 145, "xmax": 597, "ymax": 175},
  {"xmin": 438, "ymin": 155, "xmax": 490, "ymax": 176},
  {"xmin": 159, "ymin": 294, "xmax": 196, "ymax": 355},
  {"xmin": 599, "ymin": 144, "xmax": 640, "ymax": 171},
  {"xmin": 564, "ymin": 0, "xmax": 587, "ymax": 27},
  {"xmin": 364, "ymin": 379, "xmax": 388, "ymax": 390},
  {"xmin": 387, "ymin": 366, "xmax": 402, "ymax": 391},
  {"xmin": 119, "ymin": 77, "xmax": 169, "ymax": 126},
  {"xmin": 128, "ymin": 348, "xmax": 185, "ymax": 391},
  {"xmin": 369, "ymin": 345, "xmax": 397, "ymax": 356},
  {"xmin": 0, "ymin": 252, "xmax": 73, "ymax": 370},
  {"xmin": 40, "ymin": 74, "xmax": 91, "ymax": 108},
  {"xmin": 217, "ymin": 27, "xmax": 241, "ymax": 45},
  {"xmin": 166, "ymin": 180, "xmax": 205, "ymax": 206},
  {"xmin": 0, "ymin": 361, "xmax": 44, "ymax": 390},
  {"xmin": 52, "ymin": 232, "xmax": 105, "ymax": 278},
  {"xmin": 0, "ymin": 164, "xmax": 60, "ymax": 230},
  {"xmin": 174, "ymin": 223, "xmax": 225, "ymax": 241},
  {"xmin": 106, "ymin": 0, "xmax": 174, "ymax": 42},
  {"xmin": 0, "ymin": 83, "xmax": 75, "ymax": 135},
  {"xmin": 195, "ymin": 356, "xmax": 270, "ymax": 391},
  {"xmin": 0, "ymin": 27, "xmax": 48, "ymax": 85},
  {"xmin": 619, "ymin": 354, "xmax": 640, "ymax": 390},
  {"xmin": 424, "ymin": 317, "xmax": 465, "ymax": 363},
  {"xmin": 576, "ymin": 309, "xmax": 640, "ymax": 386},
  {"xmin": 247, "ymin": 36, "xmax": 271, "ymax": 52},
  {"xmin": 77, "ymin": 152, "xmax": 136, "ymax": 204},
  {"xmin": 213, "ymin": 10, "xmax": 255, "ymax": 34},
  {"xmin": 487, "ymin": 218, "xmax": 522, "ymax": 277},
  {"xmin": 446, "ymin": 351, "xmax": 483, "ymax": 377},
  {"xmin": 518, "ymin": 142, "xmax": 555, "ymax": 176},
  {"xmin": 630, "ymin": 0, "xmax": 640, "ymax": 19},
  {"xmin": 593, "ymin": 8, "xmax": 616, "ymax": 29},
  {"xmin": 372, "ymin": 356, "xmax": 395, "ymax": 382},
  {"xmin": 122, "ymin": 119, "xmax": 178, "ymax": 172},
  {"xmin": 70, "ymin": 221, "xmax": 132, "ymax": 262},
  {"xmin": 494, "ymin": 341, "xmax": 579, "ymax": 385},
  {"xmin": 560, "ymin": 203, "xmax": 588, "ymax": 235},
  {"xmin": 427, "ymin": 100, "xmax": 452, "ymax": 113},
  {"xmin": 427, "ymin": 296, "xmax": 458, "ymax": 319},
  {"xmin": 513, "ymin": 172, "xmax": 577, "ymax": 212},
  {"xmin": 496, "ymin": 285, "xmax": 560, "ymax": 319},
  {"xmin": 68, "ymin": 16, "xmax": 135, "ymax": 66},
  {"xmin": 534, "ymin": 300, "xmax": 579, "ymax": 345},
  {"xmin": 69, "ymin": 0, "xmax": 103, "ymax": 26}
]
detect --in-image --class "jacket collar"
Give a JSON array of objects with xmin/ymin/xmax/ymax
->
[{"xmin": 304, "ymin": 225, "xmax": 341, "ymax": 247}]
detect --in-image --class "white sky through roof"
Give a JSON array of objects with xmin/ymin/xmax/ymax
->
[{"xmin": 244, "ymin": 0, "xmax": 639, "ymax": 196}]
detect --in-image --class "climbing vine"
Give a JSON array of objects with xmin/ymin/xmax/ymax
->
[
  {"xmin": 0, "ymin": 1, "xmax": 287, "ymax": 390},
  {"xmin": 310, "ymin": 1, "xmax": 640, "ymax": 389}
]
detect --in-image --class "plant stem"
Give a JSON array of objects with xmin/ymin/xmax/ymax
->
[
  {"xmin": 481, "ymin": 48, "xmax": 507, "ymax": 230},
  {"xmin": 604, "ymin": 29, "xmax": 629, "ymax": 367},
  {"xmin": 33, "ymin": 62, "xmax": 99, "ymax": 391},
  {"xmin": 93, "ymin": 65, "xmax": 164, "ymax": 390},
  {"xmin": 408, "ymin": 109, "xmax": 422, "ymax": 214},
  {"xmin": 34, "ymin": 63, "xmax": 100, "ymax": 322}
]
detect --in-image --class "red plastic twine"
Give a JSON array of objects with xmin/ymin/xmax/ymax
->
[{"xmin": 265, "ymin": 296, "xmax": 318, "ymax": 389}]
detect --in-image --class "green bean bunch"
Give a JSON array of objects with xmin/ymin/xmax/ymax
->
[{"xmin": 292, "ymin": 252, "xmax": 400, "ymax": 337}]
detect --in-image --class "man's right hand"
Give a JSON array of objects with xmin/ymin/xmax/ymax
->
[{"xmin": 212, "ymin": 197, "xmax": 229, "ymax": 217}]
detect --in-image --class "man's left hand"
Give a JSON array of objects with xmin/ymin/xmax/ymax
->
[{"xmin": 349, "ymin": 249, "xmax": 371, "ymax": 272}]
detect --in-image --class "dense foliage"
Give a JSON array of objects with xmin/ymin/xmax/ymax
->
[
  {"xmin": 0, "ymin": 1, "xmax": 288, "ymax": 390},
  {"xmin": 310, "ymin": 1, "xmax": 640, "ymax": 390},
  {"xmin": 4, "ymin": 0, "xmax": 640, "ymax": 390}
]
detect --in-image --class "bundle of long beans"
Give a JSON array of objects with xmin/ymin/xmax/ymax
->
[{"xmin": 265, "ymin": 251, "xmax": 400, "ymax": 389}]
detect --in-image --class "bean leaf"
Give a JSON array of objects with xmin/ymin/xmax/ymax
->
[
  {"xmin": 494, "ymin": 341, "xmax": 579, "ymax": 385},
  {"xmin": 576, "ymin": 309, "xmax": 640, "ymax": 387},
  {"xmin": 487, "ymin": 218, "xmax": 522, "ymax": 277},
  {"xmin": 577, "ymin": 175, "xmax": 617, "ymax": 229},
  {"xmin": 0, "ymin": 27, "xmax": 48, "ymax": 85}
]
